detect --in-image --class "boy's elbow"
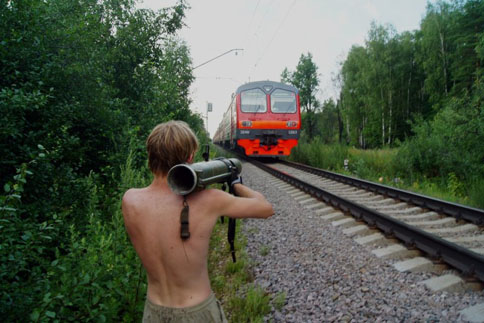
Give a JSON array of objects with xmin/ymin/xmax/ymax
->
[{"xmin": 262, "ymin": 202, "xmax": 274, "ymax": 219}]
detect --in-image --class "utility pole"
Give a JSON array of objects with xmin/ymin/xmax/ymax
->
[{"xmin": 206, "ymin": 102, "xmax": 212, "ymax": 136}]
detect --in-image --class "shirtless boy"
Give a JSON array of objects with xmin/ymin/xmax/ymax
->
[{"xmin": 122, "ymin": 120, "xmax": 274, "ymax": 322}]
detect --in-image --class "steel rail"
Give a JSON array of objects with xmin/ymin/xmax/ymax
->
[
  {"xmin": 246, "ymin": 158, "xmax": 484, "ymax": 283},
  {"xmin": 280, "ymin": 160, "xmax": 484, "ymax": 225}
]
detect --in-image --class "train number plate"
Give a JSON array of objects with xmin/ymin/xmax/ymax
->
[{"xmin": 288, "ymin": 130, "xmax": 298, "ymax": 135}]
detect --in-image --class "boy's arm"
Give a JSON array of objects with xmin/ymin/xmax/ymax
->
[{"xmin": 211, "ymin": 183, "xmax": 274, "ymax": 219}]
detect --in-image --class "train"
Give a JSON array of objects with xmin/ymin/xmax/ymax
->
[{"xmin": 213, "ymin": 80, "xmax": 301, "ymax": 157}]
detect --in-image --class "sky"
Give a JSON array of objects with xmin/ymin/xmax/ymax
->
[{"xmin": 137, "ymin": 0, "xmax": 430, "ymax": 137}]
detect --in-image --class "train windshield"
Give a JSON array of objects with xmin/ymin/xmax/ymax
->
[
  {"xmin": 271, "ymin": 89, "xmax": 297, "ymax": 113},
  {"xmin": 241, "ymin": 89, "xmax": 267, "ymax": 113}
]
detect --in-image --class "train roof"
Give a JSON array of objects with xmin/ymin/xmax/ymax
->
[{"xmin": 235, "ymin": 80, "xmax": 298, "ymax": 95}]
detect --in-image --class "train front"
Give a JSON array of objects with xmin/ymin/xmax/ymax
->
[{"xmin": 235, "ymin": 81, "xmax": 301, "ymax": 157}]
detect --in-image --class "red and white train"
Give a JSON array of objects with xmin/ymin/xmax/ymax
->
[{"xmin": 213, "ymin": 80, "xmax": 301, "ymax": 157}]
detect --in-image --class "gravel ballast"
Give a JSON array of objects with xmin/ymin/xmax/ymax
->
[{"xmin": 240, "ymin": 162, "xmax": 484, "ymax": 322}]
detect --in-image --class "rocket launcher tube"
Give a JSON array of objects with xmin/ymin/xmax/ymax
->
[{"xmin": 167, "ymin": 158, "xmax": 242, "ymax": 196}]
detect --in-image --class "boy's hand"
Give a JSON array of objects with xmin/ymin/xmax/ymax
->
[{"xmin": 231, "ymin": 176, "xmax": 243, "ymax": 186}]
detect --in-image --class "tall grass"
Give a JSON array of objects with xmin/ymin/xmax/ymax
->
[
  {"xmin": 208, "ymin": 219, "xmax": 273, "ymax": 322},
  {"xmin": 289, "ymin": 142, "xmax": 484, "ymax": 209},
  {"xmin": 289, "ymin": 140, "xmax": 349, "ymax": 171},
  {"xmin": 346, "ymin": 147, "xmax": 398, "ymax": 181},
  {"xmin": 468, "ymin": 178, "xmax": 484, "ymax": 209}
]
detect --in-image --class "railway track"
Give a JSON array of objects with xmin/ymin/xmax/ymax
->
[{"xmin": 234, "ymin": 154, "xmax": 484, "ymax": 292}]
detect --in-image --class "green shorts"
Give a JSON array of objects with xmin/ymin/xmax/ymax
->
[{"xmin": 142, "ymin": 293, "xmax": 228, "ymax": 323}]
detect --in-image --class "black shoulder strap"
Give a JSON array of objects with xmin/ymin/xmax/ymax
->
[
  {"xmin": 228, "ymin": 218, "xmax": 236, "ymax": 263},
  {"xmin": 228, "ymin": 184, "xmax": 237, "ymax": 263},
  {"xmin": 180, "ymin": 196, "xmax": 190, "ymax": 240}
]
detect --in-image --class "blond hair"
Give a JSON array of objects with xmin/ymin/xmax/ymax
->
[{"xmin": 146, "ymin": 120, "xmax": 199, "ymax": 176}]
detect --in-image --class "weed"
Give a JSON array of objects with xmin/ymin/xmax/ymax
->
[
  {"xmin": 447, "ymin": 172, "xmax": 464, "ymax": 197},
  {"xmin": 468, "ymin": 178, "xmax": 484, "ymax": 209},
  {"xmin": 272, "ymin": 292, "xmax": 287, "ymax": 311},
  {"xmin": 208, "ymin": 219, "xmax": 273, "ymax": 322},
  {"xmin": 228, "ymin": 285, "xmax": 271, "ymax": 323},
  {"xmin": 259, "ymin": 245, "xmax": 270, "ymax": 256}
]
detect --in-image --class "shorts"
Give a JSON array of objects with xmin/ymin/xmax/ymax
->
[{"xmin": 142, "ymin": 293, "xmax": 228, "ymax": 323}]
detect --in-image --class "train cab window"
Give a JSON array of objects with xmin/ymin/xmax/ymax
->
[
  {"xmin": 271, "ymin": 89, "xmax": 297, "ymax": 113},
  {"xmin": 241, "ymin": 89, "xmax": 267, "ymax": 113}
]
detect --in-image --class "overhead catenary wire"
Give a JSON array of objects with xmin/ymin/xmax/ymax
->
[
  {"xmin": 249, "ymin": 0, "xmax": 298, "ymax": 80},
  {"xmin": 192, "ymin": 48, "xmax": 244, "ymax": 70},
  {"xmin": 243, "ymin": 0, "xmax": 261, "ymax": 47}
]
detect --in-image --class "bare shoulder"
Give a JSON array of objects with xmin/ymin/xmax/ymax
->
[
  {"xmin": 122, "ymin": 188, "xmax": 142, "ymax": 204},
  {"xmin": 191, "ymin": 187, "xmax": 233, "ymax": 205},
  {"xmin": 122, "ymin": 188, "xmax": 147, "ymax": 217},
  {"xmin": 198, "ymin": 187, "xmax": 234, "ymax": 202}
]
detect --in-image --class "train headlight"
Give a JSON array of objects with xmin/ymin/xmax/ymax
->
[
  {"xmin": 241, "ymin": 121, "xmax": 252, "ymax": 127},
  {"xmin": 286, "ymin": 121, "xmax": 297, "ymax": 127}
]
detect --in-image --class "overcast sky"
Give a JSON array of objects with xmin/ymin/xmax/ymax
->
[{"xmin": 138, "ymin": 0, "xmax": 430, "ymax": 137}]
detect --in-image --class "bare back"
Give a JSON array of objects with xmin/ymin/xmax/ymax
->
[
  {"xmin": 122, "ymin": 176, "xmax": 273, "ymax": 309},
  {"xmin": 122, "ymin": 182, "xmax": 221, "ymax": 308}
]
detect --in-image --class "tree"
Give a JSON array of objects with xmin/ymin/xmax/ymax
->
[
  {"xmin": 448, "ymin": 0, "xmax": 484, "ymax": 95},
  {"xmin": 331, "ymin": 69, "xmax": 346, "ymax": 144},
  {"xmin": 280, "ymin": 67, "xmax": 292, "ymax": 84},
  {"xmin": 341, "ymin": 45, "xmax": 370, "ymax": 147},
  {"xmin": 0, "ymin": 0, "xmax": 202, "ymax": 319},
  {"xmin": 419, "ymin": 0, "xmax": 454, "ymax": 110},
  {"xmin": 340, "ymin": 23, "xmax": 429, "ymax": 148},
  {"xmin": 281, "ymin": 52, "xmax": 321, "ymax": 139},
  {"xmin": 316, "ymin": 99, "xmax": 339, "ymax": 144}
]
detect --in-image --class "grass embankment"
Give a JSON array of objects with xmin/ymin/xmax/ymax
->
[
  {"xmin": 208, "ymin": 219, "xmax": 273, "ymax": 322},
  {"xmin": 206, "ymin": 145, "xmax": 285, "ymax": 322},
  {"xmin": 289, "ymin": 142, "xmax": 484, "ymax": 209}
]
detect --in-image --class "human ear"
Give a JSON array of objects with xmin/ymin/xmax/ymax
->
[{"xmin": 187, "ymin": 152, "xmax": 194, "ymax": 163}]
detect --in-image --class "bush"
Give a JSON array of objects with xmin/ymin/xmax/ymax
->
[
  {"xmin": 0, "ymin": 157, "xmax": 63, "ymax": 320},
  {"xmin": 28, "ymin": 151, "xmax": 149, "ymax": 322},
  {"xmin": 289, "ymin": 141, "xmax": 349, "ymax": 171},
  {"xmin": 468, "ymin": 177, "xmax": 484, "ymax": 209},
  {"xmin": 347, "ymin": 147, "xmax": 398, "ymax": 181}
]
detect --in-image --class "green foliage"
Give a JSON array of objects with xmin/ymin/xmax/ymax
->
[
  {"xmin": 447, "ymin": 172, "xmax": 465, "ymax": 197},
  {"xmin": 340, "ymin": 22, "xmax": 429, "ymax": 148},
  {"xmin": 290, "ymin": 140, "xmax": 483, "ymax": 208},
  {"xmin": 289, "ymin": 141, "xmax": 349, "ymax": 171},
  {"xmin": 259, "ymin": 245, "xmax": 270, "ymax": 257},
  {"xmin": 316, "ymin": 99, "xmax": 340, "ymax": 144},
  {"xmin": 317, "ymin": 0, "xmax": 484, "ymax": 208},
  {"xmin": 228, "ymin": 285, "xmax": 271, "ymax": 323},
  {"xmin": 448, "ymin": 0, "xmax": 484, "ymax": 95},
  {"xmin": 0, "ymin": 153, "xmax": 61, "ymax": 320},
  {"xmin": 395, "ymin": 77, "xmax": 484, "ymax": 208},
  {"xmin": 281, "ymin": 52, "xmax": 321, "ymax": 138},
  {"xmin": 272, "ymin": 292, "xmax": 287, "ymax": 311},
  {"xmin": 290, "ymin": 140, "xmax": 398, "ymax": 180},
  {"xmin": 347, "ymin": 147, "xmax": 398, "ymax": 180},
  {"xmin": 29, "ymin": 157, "xmax": 148, "ymax": 321},
  {"xmin": 208, "ymin": 218, "xmax": 276, "ymax": 322},
  {"xmin": 468, "ymin": 178, "xmax": 484, "ymax": 209},
  {"xmin": 0, "ymin": 0, "xmax": 210, "ymax": 319},
  {"xmin": 337, "ymin": 0, "xmax": 483, "ymax": 149},
  {"xmin": 0, "ymin": 150, "xmax": 151, "ymax": 321},
  {"xmin": 1, "ymin": 0, "xmax": 197, "ymax": 205},
  {"xmin": 419, "ymin": 0, "xmax": 454, "ymax": 108}
]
